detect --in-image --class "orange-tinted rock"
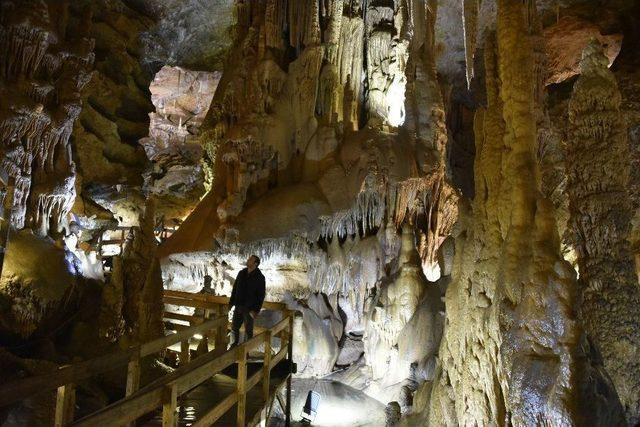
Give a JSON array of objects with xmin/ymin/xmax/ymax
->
[{"xmin": 544, "ymin": 16, "xmax": 622, "ymax": 85}]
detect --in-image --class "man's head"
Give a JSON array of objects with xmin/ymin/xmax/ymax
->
[{"xmin": 246, "ymin": 255, "xmax": 260, "ymax": 272}]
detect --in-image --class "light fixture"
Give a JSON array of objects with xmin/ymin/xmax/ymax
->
[{"xmin": 300, "ymin": 390, "xmax": 321, "ymax": 424}]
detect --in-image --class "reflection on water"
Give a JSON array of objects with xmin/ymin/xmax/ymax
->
[
  {"xmin": 272, "ymin": 379, "xmax": 386, "ymax": 427},
  {"xmin": 181, "ymin": 406, "xmax": 196, "ymax": 425},
  {"xmin": 142, "ymin": 376, "xmax": 385, "ymax": 426}
]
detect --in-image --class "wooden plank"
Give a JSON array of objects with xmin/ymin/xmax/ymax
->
[
  {"xmin": 163, "ymin": 312, "xmax": 197, "ymax": 323},
  {"xmin": 164, "ymin": 290, "xmax": 287, "ymax": 311},
  {"xmin": 55, "ymin": 383, "xmax": 75, "ymax": 427},
  {"xmin": 0, "ymin": 350, "xmax": 133, "ymax": 406},
  {"xmin": 142, "ymin": 316, "xmax": 225, "ymax": 356},
  {"xmin": 270, "ymin": 347, "xmax": 287, "ymax": 369},
  {"xmin": 125, "ymin": 357, "xmax": 141, "ymax": 396},
  {"xmin": 263, "ymin": 331, "xmax": 272, "ymax": 402},
  {"xmin": 174, "ymin": 349, "xmax": 237, "ymax": 395},
  {"xmin": 163, "ymin": 296, "xmax": 218, "ymax": 310},
  {"xmin": 72, "ymin": 388, "xmax": 165, "ymax": 426},
  {"xmin": 192, "ymin": 392, "xmax": 238, "ymax": 427},
  {"xmin": 214, "ymin": 304, "xmax": 227, "ymax": 356},
  {"xmin": 74, "ymin": 346, "xmax": 237, "ymax": 426},
  {"xmin": 249, "ymin": 373, "xmax": 291, "ymax": 427},
  {"xmin": 246, "ymin": 370, "xmax": 262, "ymax": 392},
  {"xmin": 164, "ymin": 290, "xmax": 229, "ymax": 305},
  {"xmin": 243, "ymin": 331, "xmax": 267, "ymax": 353},
  {"xmin": 0, "ymin": 316, "xmax": 224, "ymax": 407},
  {"xmin": 285, "ymin": 315, "xmax": 293, "ymax": 426},
  {"xmin": 237, "ymin": 347, "xmax": 247, "ymax": 427},
  {"xmin": 271, "ymin": 316, "xmax": 290, "ymax": 335},
  {"xmin": 162, "ymin": 384, "xmax": 177, "ymax": 427},
  {"xmin": 125, "ymin": 356, "xmax": 140, "ymax": 427},
  {"xmin": 180, "ymin": 340, "xmax": 190, "ymax": 365}
]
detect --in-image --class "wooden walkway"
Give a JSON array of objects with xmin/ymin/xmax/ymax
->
[{"xmin": 0, "ymin": 290, "xmax": 294, "ymax": 426}]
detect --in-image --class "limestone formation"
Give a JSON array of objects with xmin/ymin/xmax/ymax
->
[
  {"xmin": 0, "ymin": 0, "xmax": 93, "ymax": 236},
  {"xmin": 141, "ymin": 65, "xmax": 220, "ymax": 221},
  {"xmin": 544, "ymin": 16, "xmax": 622, "ymax": 85},
  {"xmin": 421, "ymin": 2, "xmax": 624, "ymax": 425},
  {"xmin": 566, "ymin": 40, "xmax": 640, "ymax": 425},
  {"xmin": 2, "ymin": 1, "xmax": 640, "ymax": 426}
]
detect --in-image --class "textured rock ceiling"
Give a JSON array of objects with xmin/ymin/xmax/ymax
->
[{"xmin": 126, "ymin": 0, "xmax": 235, "ymax": 71}]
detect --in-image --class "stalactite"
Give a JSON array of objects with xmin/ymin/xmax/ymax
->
[
  {"xmin": 394, "ymin": 174, "xmax": 459, "ymax": 272},
  {"xmin": 0, "ymin": 26, "xmax": 49, "ymax": 79},
  {"xmin": 324, "ymin": 0, "xmax": 344, "ymax": 47},
  {"xmin": 462, "ymin": 0, "xmax": 479, "ymax": 88},
  {"xmin": 264, "ymin": 0, "xmax": 286, "ymax": 49},
  {"xmin": 566, "ymin": 40, "xmax": 640, "ymax": 426},
  {"xmin": 305, "ymin": 0, "xmax": 322, "ymax": 47}
]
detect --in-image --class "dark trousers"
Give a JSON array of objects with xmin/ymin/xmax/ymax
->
[{"xmin": 231, "ymin": 306, "xmax": 254, "ymax": 344}]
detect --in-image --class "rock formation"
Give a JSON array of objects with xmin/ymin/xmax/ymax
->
[
  {"xmin": 2, "ymin": 0, "xmax": 640, "ymax": 425},
  {"xmin": 566, "ymin": 40, "xmax": 640, "ymax": 425},
  {"xmin": 141, "ymin": 65, "xmax": 220, "ymax": 221},
  {"xmin": 0, "ymin": 0, "xmax": 93, "ymax": 236},
  {"xmin": 420, "ymin": 2, "xmax": 624, "ymax": 425}
]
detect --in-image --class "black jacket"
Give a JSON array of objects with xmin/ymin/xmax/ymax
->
[{"xmin": 229, "ymin": 267, "xmax": 266, "ymax": 312}]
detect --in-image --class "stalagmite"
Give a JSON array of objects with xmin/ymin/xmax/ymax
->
[{"xmin": 566, "ymin": 40, "xmax": 640, "ymax": 426}]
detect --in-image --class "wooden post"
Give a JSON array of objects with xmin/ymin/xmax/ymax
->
[
  {"xmin": 125, "ymin": 355, "xmax": 141, "ymax": 427},
  {"xmin": 125, "ymin": 354, "xmax": 141, "ymax": 396},
  {"xmin": 214, "ymin": 305, "xmax": 227, "ymax": 356},
  {"xmin": 54, "ymin": 383, "xmax": 76, "ymax": 427},
  {"xmin": 180, "ymin": 339, "xmax": 190, "ymax": 365},
  {"xmin": 237, "ymin": 346, "xmax": 247, "ymax": 427},
  {"xmin": 201, "ymin": 308, "xmax": 211, "ymax": 352},
  {"xmin": 285, "ymin": 313, "xmax": 293, "ymax": 427},
  {"xmin": 162, "ymin": 383, "xmax": 178, "ymax": 427},
  {"xmin": 262, "ymin": 330, "xmax": 272, "ymax": 402}
]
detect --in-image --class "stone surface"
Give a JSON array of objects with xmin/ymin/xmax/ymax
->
[
  {"xmin": 141, "ymin": 65, "xmax": 220, "ymax": 221},
  {"xmin": 565, "ymin": 40, "xmax": 640, "ymax": 425},
  {"xmin": 544, "ymin": 16, "xmax": 622, "ymax": 85}
]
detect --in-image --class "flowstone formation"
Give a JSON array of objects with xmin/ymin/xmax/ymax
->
[
  {"xmin": 413, "ymin": 2, "xmax": 624, "ymax": 426},
  {"xmin": 160, "ymin": 0, "xmax": 458, "ymax": 406},
  {"xmin": 566, "ymin": 41, "xmax": 640, "ymax": 425}
]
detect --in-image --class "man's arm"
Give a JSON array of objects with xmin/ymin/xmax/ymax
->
[
  {"xmin": 229, "ymin": 270, "xmax": 242, "ymax": 307},
  {"xmin": 251, "ymin": 275, "xmax": 266, "ymax": 315}
]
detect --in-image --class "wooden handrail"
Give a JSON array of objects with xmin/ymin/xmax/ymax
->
[
  {"xmin": 164, "ymin": 289, "xmax": 288, "ymax": 311},
  {"xmin": 0, "ymin": 316, "xmax": 225, "ymax": 407},
  {"xmin": 72, "ymin": 310, "xmax": 294, "ymax": 427},
  {"xmin": 2, "ymin": 290, "xmax": 294, "ymax": 427}
]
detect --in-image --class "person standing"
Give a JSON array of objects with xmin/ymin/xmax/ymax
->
[
  {"xmin": 229, "ymin": 255, "xmax": 265, "ymax": 346},
  {"xmin": 195, "ymin": 275, "xmax": 214, "ymax": 317}
]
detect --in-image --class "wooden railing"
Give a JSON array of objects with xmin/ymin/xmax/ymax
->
[
  {"xmin": 0, "ymin": 291, "xmax": 294, "ymax": 427},
  {"xmin": 72, "ymin": 313, "xmax": 294, "ymax": 427},
  {"xmin": 0, "ymin": 315, "xmax": 226, "ymax": 426}
]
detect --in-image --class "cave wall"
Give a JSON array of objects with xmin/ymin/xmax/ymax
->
[
  {"xmin": 0, "ymin": 0, "xmax": 93, "ymax": 236},
  {"xmin": 415, "ymin": 2, "xmax": 627, "ymax": 425},
  {"xmin": 565, "ymin": 41, "xmax": 640, "ymax": 425}
]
